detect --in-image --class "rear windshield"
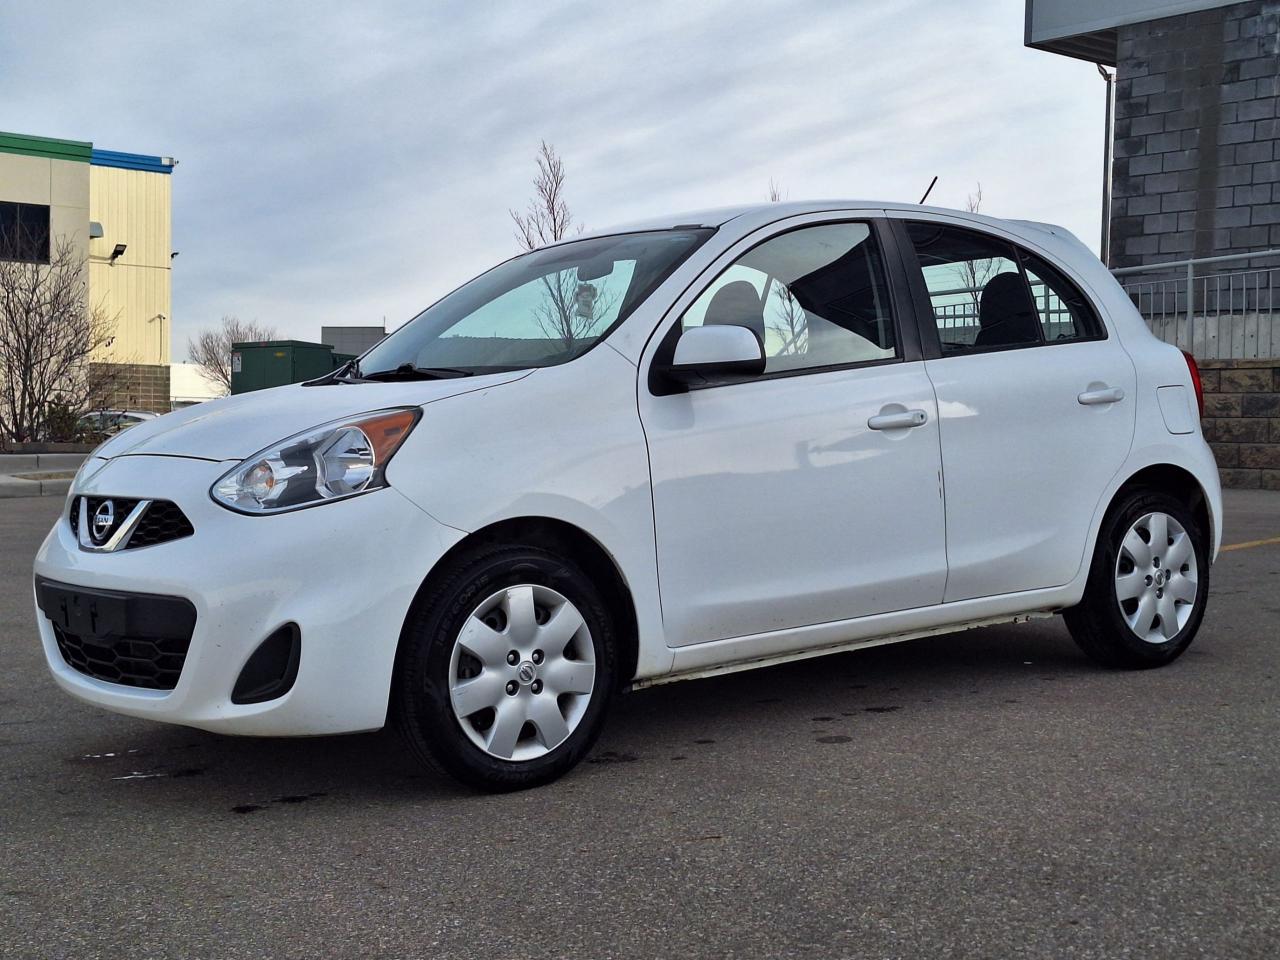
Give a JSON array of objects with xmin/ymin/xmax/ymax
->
[{"xmin": 358, "ymin": 229, "xmax": 712, "ymax": 373}]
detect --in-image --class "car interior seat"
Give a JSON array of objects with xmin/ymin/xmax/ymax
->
[
  {"xmin": 703, "ymin": 280, "xmax": 766, "ymax": 347},
  {"xmin": 974, "ymin": 271, "xmax": 1042, "ymax": 348}
]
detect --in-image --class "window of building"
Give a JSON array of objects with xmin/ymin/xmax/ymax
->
[
  {"xmin": 0, "ymin": 202, "xmax": 51, "ymax": 264},
  {"xmin": 681, "ymin": 222, "xmax": 898, "ymax": 376}
]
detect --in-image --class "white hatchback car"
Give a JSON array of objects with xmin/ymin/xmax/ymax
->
[{"xmin": 34, "ymin": 201, "xmax": 1220, "ymax": 790}]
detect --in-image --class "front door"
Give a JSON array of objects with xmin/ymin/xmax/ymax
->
[{"xmin": 638, "ymin": 218, "xmax": 949, "ymax": 647}]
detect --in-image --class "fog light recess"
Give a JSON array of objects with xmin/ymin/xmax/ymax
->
[{"xmin": 231, "ymin": 624, "xmax": 301, "ymax": 705}]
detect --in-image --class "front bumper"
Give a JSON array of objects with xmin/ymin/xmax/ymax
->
[{"xmin": 33, "ymin": 455, "xmax": 463, "ymax": 736}]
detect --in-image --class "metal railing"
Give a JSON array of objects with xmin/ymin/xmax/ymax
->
[
  {"xmin": 929, "ymin": 280, "xmax": 1077, "ymax": 348},
  {"xmin": 1112, "ymin": 249, "xmax": 1280, "ymax": 359}
]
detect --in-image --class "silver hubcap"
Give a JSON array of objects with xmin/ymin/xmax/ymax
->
[
  {"xmin": 448, "ymin": 584, "xmax": 596, "ymax": 762},
  {"xmin": 1114, "ymin": 511, "xmax": 1199, "ymax": 644}
]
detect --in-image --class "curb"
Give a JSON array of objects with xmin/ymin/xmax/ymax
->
[
  {"xmin": 0, "ymin": 453, "xmax": 85, "ymax": 498},
  {"xmin": 0, "ymin": 476, "xmax": 71, "ymax": 499},
  {"xmin": 0, "ymin": 453, "xmax": 88, "ymax": 472}
]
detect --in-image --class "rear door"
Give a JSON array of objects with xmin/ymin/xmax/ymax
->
[{"xmin": 890, "ymin": 215, "xmax": 1136, "ymax": 602}]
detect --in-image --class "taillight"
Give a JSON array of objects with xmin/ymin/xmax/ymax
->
[{"xmin": 1181, "ymin": 350, "xmax": 1204, "ymax": 418}]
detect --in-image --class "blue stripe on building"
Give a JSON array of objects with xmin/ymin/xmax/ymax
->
[{"xmin": 90, "ymin": 149, "xmax": 175, "ymax": 174}]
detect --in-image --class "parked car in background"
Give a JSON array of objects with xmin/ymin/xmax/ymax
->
[
  {"xmin": 75, "ymin": 410, "xmax": 160, "ymax": 439},
  {"xmin": 34, "ymin": 201, "xmax": 1220, "ymax": 791}
]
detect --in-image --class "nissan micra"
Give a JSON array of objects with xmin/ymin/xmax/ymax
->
[{"xmin": 34, "ymin": 201, "xmax": 1220, "ymax": 791}]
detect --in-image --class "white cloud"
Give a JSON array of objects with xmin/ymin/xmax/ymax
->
[{"xmin": 0, "ymin": 0, "xmax": 1105, "ymax": 351}]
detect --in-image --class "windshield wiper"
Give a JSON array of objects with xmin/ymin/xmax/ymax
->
[
  {"xmin": 306, "ymin": 357, "xmax": 366, "ymax": 386},
  {"xmin": 327, "ymin": 357, "xmax": 363, "ymax": 383},
  {"xmin": 358, "ymin": 363, "xmax": 474, "ymax": 381}
]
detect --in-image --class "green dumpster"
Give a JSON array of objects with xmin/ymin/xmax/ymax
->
[{"xmin": 230, "ymin": 340, "xmax": 346, "ymax": 394}]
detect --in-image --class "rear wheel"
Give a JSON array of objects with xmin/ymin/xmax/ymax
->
[
  {"xmin": 1064, "ymin": 488, "xmax": 1209, "ymax": 669},
  {"xmin": 394, "ymin": 544, "xmax": 617, "ymax": 791}
]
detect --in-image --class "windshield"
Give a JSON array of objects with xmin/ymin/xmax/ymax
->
[{"xmin": 357, "ymin": 228, "xmax": 712, "ymax": 375}]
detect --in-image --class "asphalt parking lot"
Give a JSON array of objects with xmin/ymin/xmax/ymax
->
[{"xmin": 2, "ymin": 492, "xmax": 1278, "ymax": 959}]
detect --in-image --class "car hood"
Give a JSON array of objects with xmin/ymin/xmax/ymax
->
[{"xmin": 94, "ymin": 371, "xmax": 532, "ymax": 462}]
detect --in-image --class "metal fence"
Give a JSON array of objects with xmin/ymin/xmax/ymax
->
[
  {"xmin": 1112, "ymin": 249, "xmax": 1280, "ymax": 359},
  {"xmin": 930, "ymin": 280, "xmax": 1078, "ymax": 348}
]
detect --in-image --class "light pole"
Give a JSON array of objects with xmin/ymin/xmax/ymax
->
[
  {"xmin": 1097, "ymin": 62, "xmax": 1115, "ymax": 267},
  {"xmin": 149, "ymin": 313, "xmax": 166, "ymax": 364}
]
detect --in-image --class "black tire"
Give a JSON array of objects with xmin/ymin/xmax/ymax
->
[
  {"xmin": 1064, "ymin": 487, "xmax": 1210, "ymax": 669},
  {"xmin": 393, "ymin": 543, "xmax": 617, "ymax": 791}
]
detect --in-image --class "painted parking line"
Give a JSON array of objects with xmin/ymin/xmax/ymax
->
[{"xmin": 1221, "ymin": 535, "xmax": 1280, "ymax": 553}]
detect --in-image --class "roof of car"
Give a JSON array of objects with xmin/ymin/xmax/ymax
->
[{"xmin": 574, "ymin": 200, "xmax": 1068, "ymax": 244}]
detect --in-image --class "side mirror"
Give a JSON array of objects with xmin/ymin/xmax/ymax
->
[{"xmin": 664, "ymin": 324, "xmax": 765, "ymax": 385}]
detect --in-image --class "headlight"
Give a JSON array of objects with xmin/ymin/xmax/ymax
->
[{"xmin": 210, "ymin": 407, "xmax": 421, "ymax": 514}]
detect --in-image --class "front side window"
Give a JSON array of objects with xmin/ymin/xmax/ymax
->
[
  {"xmin": 0, "ymin": 201, "xmax": 51, "ymax": 264},
  {"xmin": 905, "ymin": 222, "xmax": 1101, "ymax": 353},
  {"xmin": 357, "ymin": 229, "xmax": 711, "ymax": 374},
  {"xmin": 680, "ymin": 222, "xmax": 897, "ymax": 376}
]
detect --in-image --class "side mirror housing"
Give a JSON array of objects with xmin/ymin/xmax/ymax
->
[{"xmin": 663, "ymin": 324, "xmax": 765, "ymax": 385}]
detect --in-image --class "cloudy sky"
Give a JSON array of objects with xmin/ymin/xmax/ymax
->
[{"xmin": 2, "ymin": 0, "xmax": 1106, "ymax": 354}]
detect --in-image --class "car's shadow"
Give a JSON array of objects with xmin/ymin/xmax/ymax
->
[{"xmin": 59, "ymin": 617, "xmax": 1119, "ymax": 812}]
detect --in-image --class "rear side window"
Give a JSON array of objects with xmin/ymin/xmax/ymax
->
[{"xmin": 904, "ymin": 222, "xmax": 1101, "ymax": 353}]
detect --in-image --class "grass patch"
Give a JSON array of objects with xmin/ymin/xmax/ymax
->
[{"xmin": 13, "ymin": 471, "xmax": 76, "ymax": 481}]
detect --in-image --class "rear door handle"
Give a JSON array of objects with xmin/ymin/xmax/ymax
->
[
  {"xmin": 868, "ymin": 408, "xmax": 929, "ymax": 430},
  {"xmin": 1078, "ymin": 385, "xmax": 1125, "ymax": 405}
]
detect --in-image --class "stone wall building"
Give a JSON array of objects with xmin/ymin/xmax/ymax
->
[
  {"xmin": 1109, "ymin": 3, "xmax": 1279, "ymax": 269},
  {"xmin": 1028, "ymin": 1, "xmax": 1280, "ymax": 487}
]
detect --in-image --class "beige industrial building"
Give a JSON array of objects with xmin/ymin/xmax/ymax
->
[{"xmin": 0, "ymin": 130, "xmax": 177, "ymax": 411}]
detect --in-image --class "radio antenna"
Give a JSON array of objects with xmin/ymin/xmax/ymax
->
[{"xmin": 918, "ymin": 175, "xmax": 938, "ymax": 205}]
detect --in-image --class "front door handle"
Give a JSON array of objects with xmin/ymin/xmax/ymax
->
[
  {"xmin": 1078, "ymin": 385, "xmax": 1125, "ymax": 405},
  {"xmin": 868, "ymin": 408, "xmax": 929, "ymax": 430}
]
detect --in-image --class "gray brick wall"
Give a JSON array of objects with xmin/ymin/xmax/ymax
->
[
  {"xmin": 89, "ymin": 363, "xmax": 172, "ymax": 414},
  {"xmin": 1199, "ymin": 359, "xmax": 1280, "ymax": 488},
  {"xmin": 1110, "ymin": 1, "xmax": 1280, "ymax": 269}
]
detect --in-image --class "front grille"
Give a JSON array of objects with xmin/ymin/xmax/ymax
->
[
  {"xmin": 68, "ymin": 497, "xmax": 194, "ymax": 550},
  {"xmin": 129, "ymin": 501, "xmax": 195, "ymax": 548},
  {"xmin": 53, "ymin": 625, "xmax": 190, "ymax": 690}
]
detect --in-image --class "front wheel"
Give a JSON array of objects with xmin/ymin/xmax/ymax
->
[
  {"xmin": 393, "ymin": 544, "xmax": 617, "ymax": 791},
  {"xmin": 1064, "ymin": 488, "xmax": 1210, "ymax": 669}
]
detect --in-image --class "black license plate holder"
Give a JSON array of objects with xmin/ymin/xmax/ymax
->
[{"xmin": 38, "ymin": 581, "xmax": 129, "ymax": 640}]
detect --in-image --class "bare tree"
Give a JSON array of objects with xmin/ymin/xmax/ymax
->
[
  {"xmin": 0, "ymin": 234, "xmax": 116, "ymax": 443},
  {"xmin": 766, "ymin": 284, "xmax": 808, "ymax": 356},
  {"xmin": 954, "ymin": 183, "xmax": 995, "ymax": 335},
  {"xmin": 187, "ymin": 315, "xmax": 276, "ymax": 394},
  {"xmin": 509, "ymin": 141, "xmax": 615, "ymax": 350},
  {"xmin": 510, "ymin": 140, "xmax": 579, "ymax": 252},
  {"xmin": 964, "ymin": 183, "xmax": 984, "ymax": 215},
  {"xmin": 762, "ymin": 178, "xmax": 804, "ymax": 353}
]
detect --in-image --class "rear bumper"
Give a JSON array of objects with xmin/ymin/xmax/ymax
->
[{"xmin": 33, "ymin": 455, "xmax": 464, "ymax": 736}]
